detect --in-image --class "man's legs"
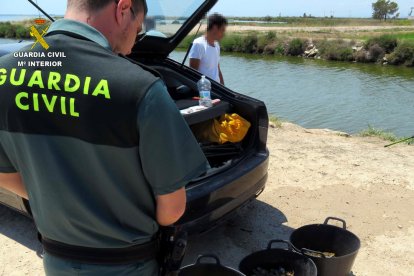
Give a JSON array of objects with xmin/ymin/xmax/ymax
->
[{"xmin": 43, "ymin": 254, "xmax": 159, "ymax": 276}]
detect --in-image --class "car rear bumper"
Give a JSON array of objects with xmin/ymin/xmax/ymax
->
[
  {"xmin": 1, "ymin": 150, "xmax": 269, "ymax": 236},
  {"xmin": 176, "ymin": 150, "xmax": 269, "ymax": 234}
]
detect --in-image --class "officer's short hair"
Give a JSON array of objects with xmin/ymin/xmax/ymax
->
[
  {"xmin": 68, "ymin": 0, "xmax": 147, "ymax": 15},
  {"xmin": 207, "ymin": 13, "xmax": 228, "ymax": 31}
]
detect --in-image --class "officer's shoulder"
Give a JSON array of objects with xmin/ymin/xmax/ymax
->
[{"xmin": 110, "ymin": 54, "xmax": 159, "ymax": 83}]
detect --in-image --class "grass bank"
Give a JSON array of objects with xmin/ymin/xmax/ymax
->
[
  {"xmin": 269, "ymin": 115, "xmax": 283, "ymax": 128},
  {"xmin": 268, "ymin": 118, "xmax": 413, "ymax": 145},
  {"xmin": 359, "ymin": 126, "xmax": 413, "ymax": 145},
  {"xmin": 179, "ymin": 32, "xmax": 414, "ymax": 67}
]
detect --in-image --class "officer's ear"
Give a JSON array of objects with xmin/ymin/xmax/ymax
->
[{"xmin": 114, "ymin": 0, "xmax": 133, "ymax": 27}]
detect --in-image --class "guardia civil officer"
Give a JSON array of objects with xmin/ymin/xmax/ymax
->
[{"xmin": 0, "ymin": 0, "xmax": 208, "ymax": 275}]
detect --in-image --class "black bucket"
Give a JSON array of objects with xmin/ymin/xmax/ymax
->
[
  {"xmin": 290, "ymin": 217, "xmax": 361, "ymax": 276},
  {"xmin": 239, "ymin": 240, "xmax": 317, "ymax": 276},
  {"xmin": 180, "ymin": 255, "xmax": 245, "ymax": 276}
]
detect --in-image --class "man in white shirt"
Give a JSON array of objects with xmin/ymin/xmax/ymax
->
[{"xmin": 189, "ymin": 13, "xmax": 227, "ymax": 85}]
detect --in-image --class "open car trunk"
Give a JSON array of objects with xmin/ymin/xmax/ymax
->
[
  {"xmin": 138, "ymin": 57, "xmax": 268, "ymax": 179},
  {"xmin": 127, "ymin": 0, "xmax": 268, "ymax": 178}
]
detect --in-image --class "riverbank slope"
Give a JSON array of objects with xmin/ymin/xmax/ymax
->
[
  {"xmin": 0, "ymin": 122, "xmax": 413, "ymax": 275},
  {"xmin": 182, "ymin": 24, "xmax": 414, "ymax": 66}
]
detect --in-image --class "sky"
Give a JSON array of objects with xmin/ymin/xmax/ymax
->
[{"xmin": 0, "ymin": 0, "xmax": 413, "ymax": 18}]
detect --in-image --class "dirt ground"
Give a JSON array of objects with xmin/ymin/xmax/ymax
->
[
  {"xmin": 187, "ymin": 24, "xmax": 414, "ymax": 41},
  {"xmin": 1, "ymin": 122, "xmax": 414, "ymax": 275},
  {"xmin": 225, "ymin": 25, "xmax": 414, "ymax": 33},
  {"xmin": 188, "ymin": 24, "xmax": 414, "ymax": 32}
]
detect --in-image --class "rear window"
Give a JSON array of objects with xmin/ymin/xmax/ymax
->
[{"xmin": 145, "ymin": 0, "xmax": 205, "ymax": 38}]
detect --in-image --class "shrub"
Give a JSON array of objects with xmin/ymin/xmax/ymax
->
[
  {"xmin": 365, "ymin": 35, "xmax": 398, "ymax": 53},
  {"xmin": 257, "ymin": 31, "xmax": 277, "ymax": 53},
  {"xmin": 317, "ymin": 39, "xmax": 354, "ymax": 61},
  {"xmin": 241, "ymin": 33, "xmax": 258, "ymax": 53},
  {"xmin": 338, "ymin": 47, "xmax": 354, "ymax": 61},
  {"xmin": 220, "ymin": 34, "xmax": 244, "ymax": 52},
  {"xmin": 265, "ymin": 31, "xmax": 277, "ymax": 41},
  {"xmin": 388, "ymin": 40, "xmax": 414, "ymax": 66},
  {"xmin": 354, "ymin": 49, "xmax": 369, "ymax": 62},
  {"xmin": 286, "ymin": 38, "xmax": 305, "ymax": 56},
  {"xmin": 314, "ymin": 39, "xmax": 330, "ymax": 53},
  {"xmin": 274, "ymin": 43, "xmax": 285, "ymax": 55},
  {"xmin": 4, "ymin": 25, "xmax": 16, "ymax": 38},
  {"xmin": 367, "ymin": 44, "xmax": 385, "ymax": 62},
  {"xmin": 15, "ymin": 25, "xmax": 30, "ymax": 39},
  {"xmin": 0, "ymin": 22, "xmax": 12, "ymax": 37},
  {"xmin": 0, "ymin": 22, "xmax": 31, "ymax": 39},
  {"xmin": 257, "ymin": 37, "xmax": 266, "ymax": 53},
  {"xmin": 263, "ymin": 43, "xmax": 277, "ymax": 54},
  {"xmin": 324, "ymin": 45, "xmax": 354, "ymax": 61}
]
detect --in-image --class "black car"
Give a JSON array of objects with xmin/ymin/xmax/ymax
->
[{"xmin": 0, "ymin": 0, "xmax": 269, "ymax": 235}]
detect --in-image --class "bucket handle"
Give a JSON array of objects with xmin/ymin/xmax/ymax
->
[
  {"xmin": 324, "ymin": 217, "xmax": 347, "ymax": 229},
  {"xmin": 267, "ymin": 240, "xmax": 293, "ymax": 251},
  {"xmin": 195, "ymin": 254, "xmax": 221, "ymax": 266},
  {"xmin": 301, "ymin": 248, "xmax": 329, "ymax": 259}
]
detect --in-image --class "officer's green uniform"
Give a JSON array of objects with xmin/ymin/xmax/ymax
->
[{"xmin": 0, "ymin": 19, "xmax": 208, "ymax": 275}]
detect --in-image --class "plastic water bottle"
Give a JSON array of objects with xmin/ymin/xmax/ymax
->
[{"xmin": 197, "ymin": 76, "xmax": 213, "ymax": 108}]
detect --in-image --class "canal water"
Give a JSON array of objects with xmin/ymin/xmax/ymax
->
[
  {"xmin": 1, "ymin": 38, "xmax": 413, "ymax": 136},
  {"xmin": 171, "ymin": 51, "xmax": 414, "ymax": 137}
]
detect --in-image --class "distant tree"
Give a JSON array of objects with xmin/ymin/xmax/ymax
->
[
  {"xmin": 264, "ymin": 15, "xmax": 272, "ymax": 22},
  {"xmin": 372, "ymin": 0, "xmax": 399, "ymax": 21},
  {"xmin": 303, "ymin": 13, "xmax": 307, "ymax": 18}
]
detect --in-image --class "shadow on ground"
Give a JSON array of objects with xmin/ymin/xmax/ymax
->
[
  {"xmin": 0, "ymin": 204, "xmax": 41, "ymax": 252},
  {"xmin": 183, "ymin": 199, "xmax": 294, "ymax": 268},
  {"xmin": 0, "ymin": 198, "xmax": 293, "ymax": 271}
]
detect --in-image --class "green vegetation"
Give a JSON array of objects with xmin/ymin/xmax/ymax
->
[
  {"xmin": 388, "ymin": 32, "xmax": 414, "ymax": 40},
  {"xmin": 387, "ymin": 40, "xmax": 414, "ymax": 66},
  {"xmin": 365, "ymin": 34, "xmax": 398, "ymax": 53},
  {"xmin": 269, "ymin": 115, "xmax": 283, "ymax": 128},
  {"xmin": 372, "ymin": 0, "xmax": 399, "ymax": 21},
  {"xmin": 0, "ymin": 22, "xmax": 31, "ymax": 39},
  {"xmin": 359, "ymin": 125, "xmax": 400, "ymax": 142},
  {"xmin": 0, "ymin": 19, "xmax": 53, "ymax": 40},
  {"xmin": 179, "ymin": 31, "xmax": 414, "ymax": 67},
  {"xmin": 257, "ymin": 31, "xmax": 276, "ymax": 53},
  {"xmin": 240, "ymin": 33, "xmax": 259, "ymax": 53},
  {"xmin": 286, "ymin": 38, "xmax": 306, "ymax": 56},
  {"xmin": 359, "ymin": 126, "xmax": 413, "ymax": 145},
  {"xmin": 317, "ymin": 40, "xmax": 354, "ymax": 61},
  {"xmin": 2, "ymin": 17, "xmax": 412, "ymax": 67}
]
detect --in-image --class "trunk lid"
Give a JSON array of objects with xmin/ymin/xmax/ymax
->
[{"xmin": 132, "ymin": 0, "xmax": 218, "ymax": 58}]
